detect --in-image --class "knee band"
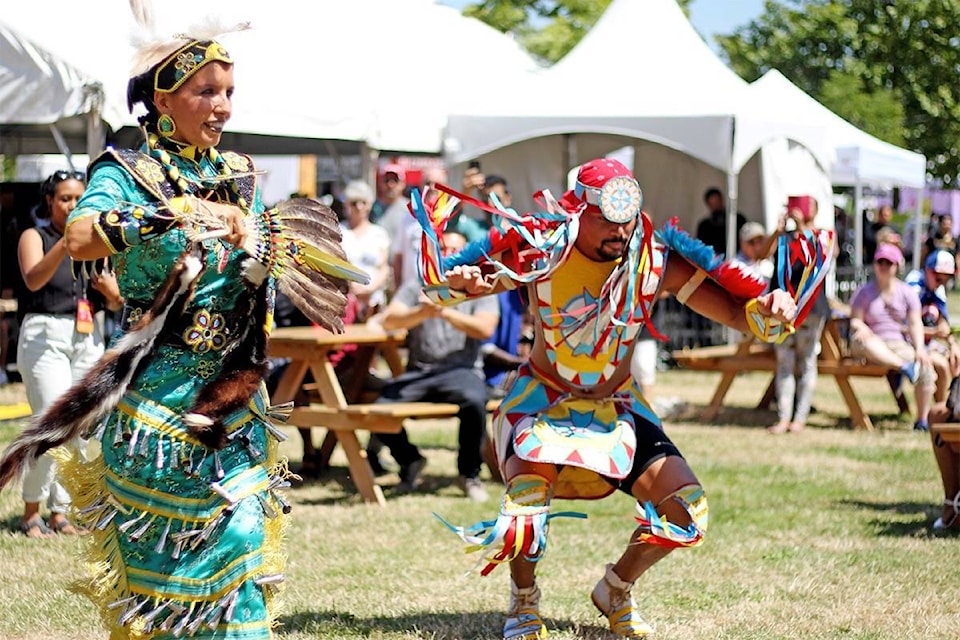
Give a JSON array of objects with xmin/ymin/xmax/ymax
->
[
  {"xmin": 634, "ymin": 484, "xmax": 708, "ymax": 549},
  {"xmin": 434, "ymin": 473, "xmax": 586, "ymax": 576}
]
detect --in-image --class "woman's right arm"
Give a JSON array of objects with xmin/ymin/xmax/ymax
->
[
  {"xmin": 18, "ymin": 229, "xmax": 68, "ymax": 292},
  {"xmin": 64, "ymin": 215, "xmax": 112, "ymax": 260},
  {"xmin": 65, "ymin": 162, "xmax": 180, "ymax": 261},
  {"xmin": 65, "ymin": 163, "xmax": 130, "ymax": 260}
]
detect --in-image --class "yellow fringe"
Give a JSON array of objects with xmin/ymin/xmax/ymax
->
[
  {"xmin": 52, "ymin": 446, "xmax": 150, "ymax": 640},
  {"xmin": 52, "ymin": 417, "xmax": 293, "ymax": 639},
  {"xmin": 263, "ymin": 435, "xmax": 291, "ymax": 633}
]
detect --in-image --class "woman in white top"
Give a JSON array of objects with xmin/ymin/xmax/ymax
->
[{"xmin": 340, "ymin": 181, "xmax": 390, "ymax": 320}]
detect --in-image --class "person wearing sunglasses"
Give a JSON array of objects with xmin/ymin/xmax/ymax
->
[
  {"xmin": 14, "ymin": 170, "xmax": 122, "ymax": 538},
  {"xmin": 850, "ymin": 242, "xmax": 935, "ymax": 431}
]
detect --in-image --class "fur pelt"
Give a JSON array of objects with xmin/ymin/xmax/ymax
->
[
  {"xmin": 182, "ymin": 258, "xmax": 270, "ymax": 449},
  {"xmin": 0, "ymin": 246, "xmax": 205, "ymax": 490}
]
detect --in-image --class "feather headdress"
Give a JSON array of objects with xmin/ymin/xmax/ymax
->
[{"xmin": 128, "ymin": 0, "xmax": 250, "ymax": 76}]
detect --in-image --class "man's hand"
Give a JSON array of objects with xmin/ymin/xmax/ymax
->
[
  {"xmin": 417, "ymin": 292, "xmax": 444, "ymax": 318},
  {"xmin": 462, "ymin": 167, "xmax": 485, "ymax": 195},
  {"xmin": 755, "ymin": 289, "xmax": 797, "ymax": 324},
  {"xmin": 445, "ymin": 265, "xmax": 493, "ymax": 295}
]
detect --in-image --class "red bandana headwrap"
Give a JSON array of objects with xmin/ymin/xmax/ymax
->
[{"xmin": 558, "ymin": 158, "xmax": 644, "ymax": 223}]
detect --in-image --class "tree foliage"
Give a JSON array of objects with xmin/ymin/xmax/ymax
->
[
  {"xmin": 463, "ymin": 0, "xmax": 611, "ymax": 64},
  {"xmin": 717, "ymin": 0, "xmax": 960, "ymax": 186},
  {"xmin": 462, "ymin": 0, "xmax": 692, "ymax": 65}
]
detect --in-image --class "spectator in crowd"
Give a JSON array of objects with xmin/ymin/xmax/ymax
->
[
  {"xmin": 923, "ymin": 213, "xmax": 958, "ymax": 266},
  {"xmin": 768, "ymin": 197, "xmax": 831, "ymax": 434},
  {"xmin": 696, "ymin": 186, "xmax": 747, "ymax": 256},
  {"xmin": 373, "ymin": 231, "xmax": 499, "ymax": 501},
  {"xmin": 481, "ymin": 289, "xmax": 527, "ymax": 399},
  {"xmin": 372, "ymin": 163, "xmax": 409, "ymax": 243},
  {"xmin": 863, "ymin": 204, "xmax": 895, "ymax": 263},
  {"xmin": 15, "ymin": 170, "xmax": 122, "ymax": 537},
  {"xmin": 849, "ymin": 242, "xmax": 934, "ymax": 431},
  {"xmin": 924, "ymin": 401, "xmax": 960, "ymax": 531},
  {"xmin": 341, "ymin": 181, "xmax": 390, "ymax": 320},
  {"xmin": 454, "ymin": 166, "xmax": 509, "ymax": 243},
  {"xmin": 905, "ymin": 249, "xmax": 960, "ymax": 403},
  {"xmin": 735, "ymin": 221, "xmax": 774, "ymax": 281}
]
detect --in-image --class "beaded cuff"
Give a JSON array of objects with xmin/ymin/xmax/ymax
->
[{"xmin": 93, "ymin": 203, "xmax": 179, "ymax": 253}]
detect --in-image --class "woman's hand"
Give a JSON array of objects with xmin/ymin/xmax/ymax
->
[
  {"xmin": 755, "ymin": 289, "xmax": 797, "ymax": 323},
  {"xmin": 190, "ymin": 199, "xmax": 249, "ymax": 249},
  {"xmin": 91, "ymin": 269, "xmax": 123, "ymax": 310},
  {"xmin": 445, "ymin": 265, "xmax": 493, "ymax": 295}
]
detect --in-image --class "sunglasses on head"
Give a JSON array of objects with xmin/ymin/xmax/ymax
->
[{"xmin": 50, "ymin": 170, "xmax": 86, "ymax": 182}]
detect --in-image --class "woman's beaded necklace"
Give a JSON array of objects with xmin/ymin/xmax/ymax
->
[{"xmin": 146, "ymin": 133, "xmax": 249, "ymax": 211}]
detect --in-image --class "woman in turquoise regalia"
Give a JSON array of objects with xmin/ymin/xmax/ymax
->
[
  {"xmin": 65, "ymin": 30, "xmax": 282, "ymax": 640},
  {"xmin": 0, "ymin": 13, "xmax": 363, "ymax": 640}
]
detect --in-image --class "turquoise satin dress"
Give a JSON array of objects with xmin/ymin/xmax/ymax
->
[{"xmin": 66, "ymin": 142, "xmax": 287, "ymax": 640}]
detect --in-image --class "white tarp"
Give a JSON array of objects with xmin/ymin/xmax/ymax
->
[
  {"xmin": 749, "ymin": 70, "xmax": 926, "ymax": 188},
  {"xmin": 444, "ymin": 0, "xmax": 832, "ymax": 236},
  {"xmin": 1, "ymin": 0, "xmax": 539, "ymax": 154},
  {"xmin": 0, "ymin": 22, "xmax": 125, "ymax": 156}
]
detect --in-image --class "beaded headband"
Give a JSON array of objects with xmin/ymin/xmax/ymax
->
[{"xmin": 153, "ymin": 39, "xmax": 233, "ymax": 94}]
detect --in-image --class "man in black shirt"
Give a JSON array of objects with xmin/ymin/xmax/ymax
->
[{"xmin": 695, "ymin": 187, "xmax": 747, "ymax": 256}]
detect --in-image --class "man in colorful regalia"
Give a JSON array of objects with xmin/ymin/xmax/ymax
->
[{"xmin": 415, "ymin": 158, "xmax": 833, "ymax": 639}]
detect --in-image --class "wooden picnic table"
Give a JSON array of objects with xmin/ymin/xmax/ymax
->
[
  {"xmin": 268, "ymin": 324, "xmax": 458, "ymax": 505},
  {"xmin": 671, "ymin": 317, "xmax": 908, "ymax": 431}
]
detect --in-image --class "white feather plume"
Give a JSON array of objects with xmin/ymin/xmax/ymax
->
[{"xmin": 128, "ymin": 0, "xmax": 251, "ymax": 76}]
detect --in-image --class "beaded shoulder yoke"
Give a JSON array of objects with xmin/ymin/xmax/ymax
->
[{"xmin": 92, "ymin": 147, "xmax": 257, "ymax": 206}]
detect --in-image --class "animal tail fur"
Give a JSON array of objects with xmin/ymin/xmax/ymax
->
[
  {"xmin": 183, "ymin": 258, "xmax": 270, "ymax": 449},
  {"xmin": 0, "ymin": 247, "xmax": 205, "ymax": 490}
]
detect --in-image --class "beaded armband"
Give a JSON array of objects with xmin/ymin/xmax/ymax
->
[
  {"xmin": 93, "ymin": 200, "xmax": 182, "ymax": 253},
  {"xmin": 744, "ymin": 297, "xmax": 795, "ymax": 344}
]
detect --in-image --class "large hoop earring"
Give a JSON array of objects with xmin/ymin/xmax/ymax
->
[{"xmin": 157, "ymin": 114, "xmax": 177, "ymax": 138}]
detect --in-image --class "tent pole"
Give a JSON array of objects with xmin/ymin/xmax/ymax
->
[
  {"xmin": 913, "ymin": 186, "xmax": 924, "ymax": 271},
  {"xmin": 48, "ymin": 124, "xmax": 75, "ymax": 171},
  {"xmin": 726, "ymin": 169, "xmax": 739, "ymax": 345},
  {"xmin": 360, "ymin": 142, "xmax": 378, "ymax": 193},
  {"xmin": 563, "ymin": 133, "xmax": 578, "ymax": 186},
  {"xmin": 85, "ymin": 83, "xmax": 105, "ymax": 161},
  {"xmin": 853, "ymin": 179, "xmax": 863, "ymax": 271}
]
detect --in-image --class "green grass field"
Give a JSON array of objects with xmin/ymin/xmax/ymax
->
[{"xmin": 0, "ymin": 367, "xmax": 956, "ymax": 639}]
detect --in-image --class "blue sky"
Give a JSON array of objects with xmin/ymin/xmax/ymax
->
[
  {"xmin": 438, "ymin": 0, "xmax": 766, "ymax": 51},
  {"xmin": 687, "ymin": 0, "xmax": 766, "ymax": 48}
]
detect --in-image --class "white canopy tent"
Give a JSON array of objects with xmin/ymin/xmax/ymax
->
[
  {"xmin": 444, "ymin": 0, "xmax": 833, "ymax": 257},
  {"xmin": 0, "ymin": 22, "xmax": 125, "ymax": 162},
  {"xmin": 749, "ymin": 70, "xmax": 928, "ymax": 267},
  {"xmin": 1, "ymin": 0, "xmax": 539, "ymax": 158}
]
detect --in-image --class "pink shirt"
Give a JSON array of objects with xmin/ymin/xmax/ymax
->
[{"xmin": 850, "ymin": 280, "xmax": 920, "ymax": 343}]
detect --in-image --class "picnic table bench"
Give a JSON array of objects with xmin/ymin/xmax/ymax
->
[
  {"xmin": 671, "ymin": 317, "xmax": 908, "ymax": 431},
  {"xmin": 930, "ymin": 423, "xmax": 960, "ymax": 454},
  {"xmin": 268, "ymin": 324, "xmax": 459, "ymax": 505}
]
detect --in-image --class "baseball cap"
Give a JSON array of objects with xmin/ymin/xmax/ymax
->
[
  {"xmin": 739, "ymin": 221, "xmax": 765, "ymax": 243},
  {"xmin": 381, "ymin": 163, "xmax": 405, "ymax": 182},
  {"xmin": 874, "ymin": 243, "xmax": 904, "ymax": 265},
  {"xmin": 925, "ymin": 249, "xmax": 955, "ymax": 275}
]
